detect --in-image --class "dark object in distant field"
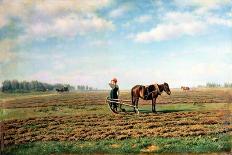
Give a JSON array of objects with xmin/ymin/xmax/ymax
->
[
  {"xmin": 56, "ymin": 86, "xmax": 69, "ymax": 93},
  {"xmin": 131, "ymin": 82, "xmax": 171, "ymax": 113},
  {"xmin": 181, "ymin": 86, "xmax": 190, "ymax": 91}
]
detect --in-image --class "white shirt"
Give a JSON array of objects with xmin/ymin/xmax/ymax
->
[{"xmin": 109, "ymin": 83, "xmax": 119, "ymax": 89}]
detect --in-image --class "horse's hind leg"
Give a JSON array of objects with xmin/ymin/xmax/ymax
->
[
  {"xmin": 132, "ymin": 96, "xmax": 137, "ymax": 113},
  {"xmin": 134, "ymin": 98, "xmax": 139, "ymax": 113}
]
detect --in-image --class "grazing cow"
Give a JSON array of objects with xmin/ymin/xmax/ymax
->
[
  {"xmin": 131, "ymin": 82, "xmax": 171, "ymax": 113},
  {"xmin": 181, "ymin": 86, "xmax": 190, "ymax": 91}
]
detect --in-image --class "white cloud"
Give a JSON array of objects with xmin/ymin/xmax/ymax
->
[
  {"xmin": 134, "ymin": 11, "xmax": 204, "ymax": 42},
  {"xmin": 109, "ymin": 5, "xmax": 130, "ymax": 18},
  {"xmin": 174, "ymin": 0, "xmax": 232, "ymax": 18},
  {"xmin": 90, "ymin": 40, "xmax": 112, "ymax": 46},
  {"xmin": 164, "ymin": 12, "xmax": 198, "ymax": 23},
  {"xmin": 0, "ymin": 0, "xmax": 114, "ymax": 39},
  {"xmin": 134, "ymin": 10, "xmax": 232, "ymax": 42},
  {"xmin": 174, "ymin": 0, "xmax": 231, "ymax": 10},
  {"xmin": 135, "ymin": 19, "xmax": 206, "ymax": 42},
  {"xmin": 135, "ymin": 15, "xmax": 152, "ymax": 23},
  {"xmin": 207, "ymin": 16, "xmax": 232, "ymax": 27},
  {"xmin": 0, "ymin": 0, "xmax": 112, "ymax": 24},
  {"xmin": 26, "ymin": 14, "xmax": 114, "ymax": 39},
  {"xmin": 228, "ymin": 11, "xmax": 232, "ymax": 17},
  {"xmin": 35, "ymin": 0, "xmax": 111, "ymax": 16},
  {"xmin": 122, "ymin": 15, "xmax": 152, "ymax": 28}
]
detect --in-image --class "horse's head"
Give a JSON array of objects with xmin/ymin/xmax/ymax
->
[{"xmin": 163, "ymin": 82, "xmax": 171, "ymax": 95}]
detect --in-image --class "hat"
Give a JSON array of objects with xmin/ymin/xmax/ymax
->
[{"xmin": 111, "ymin": 78, "xmax": 117, "ymax": 82}]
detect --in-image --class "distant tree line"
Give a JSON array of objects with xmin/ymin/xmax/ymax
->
[
  {"xmin": 206, "ymin": 82, "xmax": 221, "ymax": 88},
  {"xmin": 76, "ymin": 85, "xmax": 97, "ymax": 91},
  {"xmin": 1, "ymin": 80, "xmax": 75, "ymax": 93},
  {"xmin": 201, "ymin": 82, "xmax": 232, "ymax": 88},
  {"xmin": 223, "ymin": 82, "xmax": 232, "ymax": 88}
]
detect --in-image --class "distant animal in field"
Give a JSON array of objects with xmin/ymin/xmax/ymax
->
[
  {"xmin": 42, "ymin": 89, "xmax": 49, "ymax": 92},
  {"xmin": 131, "ymin": 82, "xmax": 171, "ymax": 113},
  {"xmin": 56, "ymin": 86, "xmax": 69, "ymax": 93},
  {"xmin": 181, "ymin": 86, "xmax": 190, "ymax": 91}
]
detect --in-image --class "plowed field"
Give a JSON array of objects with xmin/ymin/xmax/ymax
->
[
  {"xmin": 3, "ymin": 110, "xmax": 232, "ymax": 146},
  {"xmin": 1, "ymin": 89, "xmax": 232, "ymax": 154}
]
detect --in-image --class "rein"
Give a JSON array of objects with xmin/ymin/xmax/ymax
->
[
  {"xmin": 143, "ymin": 84, "xmax": 165, "ymax": 99},
  {"xmin": 144, "ymin": 90, "xmax": 156, "ymax": 99}
]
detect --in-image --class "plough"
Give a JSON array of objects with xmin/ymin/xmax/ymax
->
[{"xmin": 105, "ymin": 97, "xmax": 139, "ymax": 114}]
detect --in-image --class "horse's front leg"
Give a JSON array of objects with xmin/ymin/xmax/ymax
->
[{"xmin": 152, "ymin": 97, "xmax": 157, "ymax": 113}]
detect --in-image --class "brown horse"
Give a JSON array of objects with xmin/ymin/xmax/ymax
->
[
  {"xmin": 181, "ymin": 86, "xmax": 190, "ymax": 91},
  {"xmin": 131, "ymin": 82, "xmax": 171, "ymax": 113}
]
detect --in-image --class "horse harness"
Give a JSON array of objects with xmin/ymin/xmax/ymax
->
[{"xmin": 144, "ymin": 84, "xmax": 161, "ymax": 99}]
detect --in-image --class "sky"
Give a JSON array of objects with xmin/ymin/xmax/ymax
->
[{"xmin": 0, "ymin": 0, "xmax": 232, "ymax": 89}]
